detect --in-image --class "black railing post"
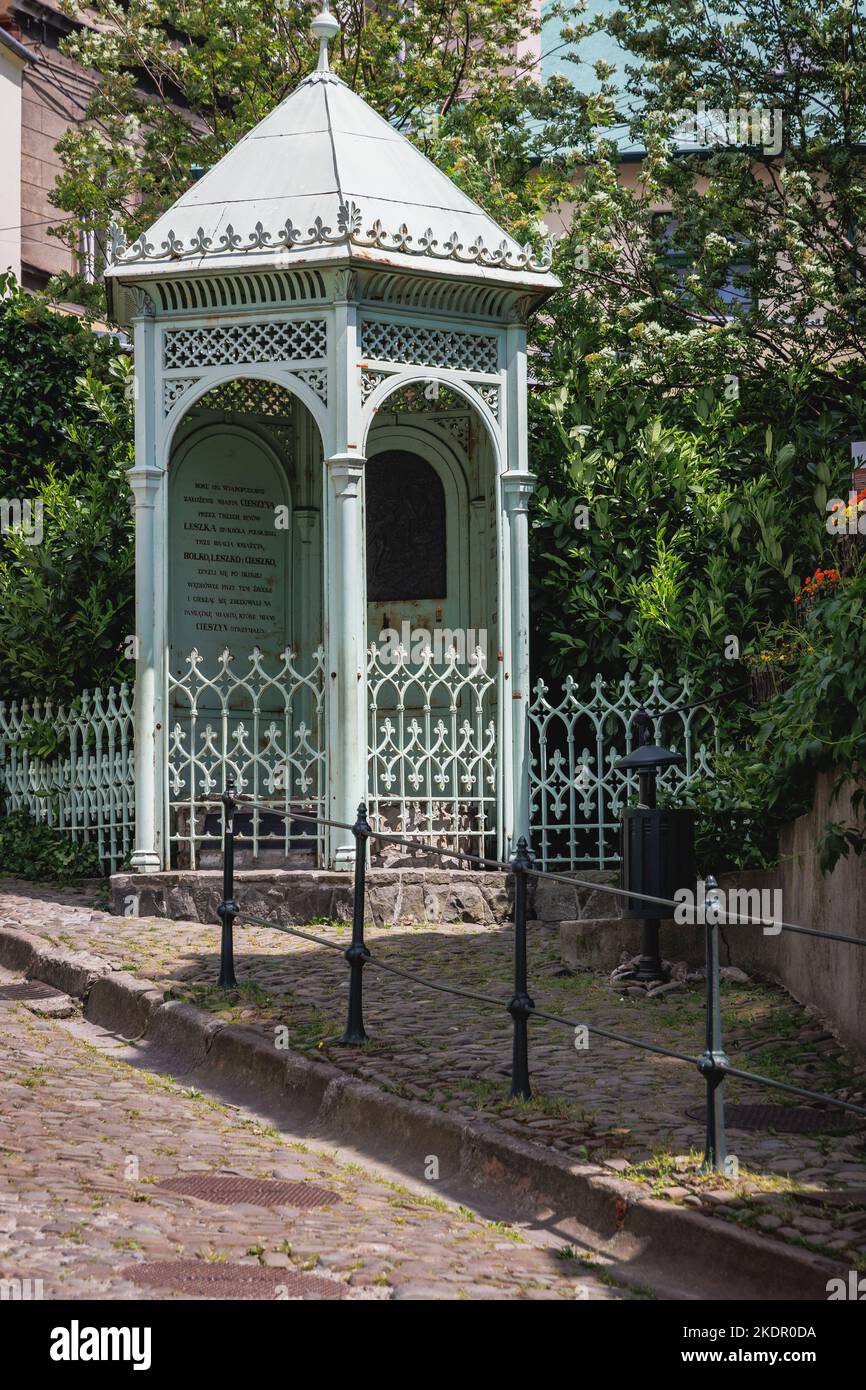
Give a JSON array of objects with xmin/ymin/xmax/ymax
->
[
  {"xmin": 698, "ymin": 874, "xmax": 728, "ymax": 1173},
  {"xmin": 217, "ymin": 777, "xmax": 239, "ymax": 989},
  {"xmin": 339, "ymin": 802, "xmax": 371, "ymax": 1045},
  {"xmin": 508, "ymin": 836, "xmax": 534, "ymax": 1100}
]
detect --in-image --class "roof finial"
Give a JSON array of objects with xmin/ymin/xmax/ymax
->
[{"xmin": 311, "ymin": 1, "xmax": 340, "ymax": 74}]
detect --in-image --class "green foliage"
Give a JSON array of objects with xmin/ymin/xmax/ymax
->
[
  {"xmin": 0, "ymin": 271, "xmax": 126, "ymax": 491},
  {"xmin": 0, "ymin": 808, "xmax": 103, "ymax": 882},
  {"xmin": 0, "ymin": 274, "xmax": 134, "ymax": 701},
  {"xmin": 660, "ymin": 750, "xmax": 785, "ymax": 875},
  {"xmin": 556, "ymin": 0, "xmax": 866, "ymax": 379},
  {"xmin": 526, "ymin": 2, "xmax": 866, "ymax": 870},
  {"xmin": 531, "ymin": 345, "xmax": 856, "ymax": 693},
  {"xmin": 754, "ymin": 564, "xmax": 866, "ymax": 866},
  {"xmin": 529, "ymin": 0, "xmax": 866, "ymax": 699}
]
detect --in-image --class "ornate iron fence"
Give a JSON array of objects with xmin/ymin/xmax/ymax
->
[
  {"xmin": 0, "ymin": 685, "xmax": 134, "ymax": 872},
  {"xmin": 366, "ymin": 643, "xmax": 497, "ymax": 860},
  {"xmin": 0, "ymin": 664, "xmax": 718, "ymax": 875},
  {"xmin": 528, "ymin": 672, "xmax": 718, "ymax": 871},
  {"xmin": 167, "ymin": 646, "xmax": 326, "ymax": 869}
]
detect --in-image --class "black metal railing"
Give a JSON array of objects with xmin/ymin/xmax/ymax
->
[{"xmin": 214, "ymin": 779, "xmax": 866, "ymax": 1175}]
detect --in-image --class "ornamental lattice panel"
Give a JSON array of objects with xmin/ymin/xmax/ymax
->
[
  {"xmin": 167, "ymin": 646, "xmax": 326, "ymax": 869},
  {"xmin": 163, "ymin": 319, "xmax": 327, "ymax": 370},
  {"xmin": 0, "ymin": 685, "xmax": 134, "ymax": 873},
  {"xmin": 195, "ymin": 377, "xmax": 298, "ymax": 417},
  {"xmin": 528, "ymin": 672, "xmax": 717, "ymax": 871},
  {"xmin": 367, "ymin": 643, "xmax": 497, "ymax": 861},
  {"xmin": 359, "ymin": 321, "xmax": 499, "ymax": 374}
]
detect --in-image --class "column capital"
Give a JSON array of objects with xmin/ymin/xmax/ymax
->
[
  {"xmin": 128, "ymin": 466, "xmax": 164, "ymax": 505},
  {"xmin": 129, "ymin": 287, "xmax": 156, "ymax": 319},
  {"xmin": 501, "ymin": 471, "xmax": 536, "ymax": 512},
  {"xmin": 327, "ymin": 453, "xmax": 366, "ymax": 500}
]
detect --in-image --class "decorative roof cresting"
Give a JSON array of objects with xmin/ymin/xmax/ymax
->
[{"xmin": 111, "ymin": 201, "xmax": 555, "ymax": 273}]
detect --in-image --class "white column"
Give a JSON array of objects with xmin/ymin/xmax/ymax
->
[
  {"xmin": 292, "ymin": 506, "xmax": 321, "ymax": 735},
  {"xmin": 128, "ymin": 303, "xmax": 164, "ymax": 872},
  {"xmin": 325, "ymin": 455, "xmax": 367, "ymax": 867},
  {"xmin": 293, "ymin": 507, "xmax": 322, "ymax": 654},
  {"xmin": 323, "ymin": 276, "xmax": 367, "ymax": 868},
  {"xmin": 502, "ymin": 473, "xmax": 535, "ymax": 855},
  {"xmin": 501, "ymin": 315, "xmax": 534, "ymax": 856},
  {"xmin": 129, "ymin": 466, "xmax": 163, "ymax": 872}
]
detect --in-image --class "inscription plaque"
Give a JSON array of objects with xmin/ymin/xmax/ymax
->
[{"xmin": 169, "ymin": 428, "xmax": 290, "ymax": 677}]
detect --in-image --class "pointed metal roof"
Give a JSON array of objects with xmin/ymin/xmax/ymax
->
[{"xmin": 107, "ymin": 7, "xmax": 558, "ymax": 294}]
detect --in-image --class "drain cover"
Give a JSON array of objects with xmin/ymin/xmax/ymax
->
[
  {"xmin": 156, "ymin": 1176, "xmax": 341, "ymax": 1208},
  {"xmin": 121, "ymin": 1261, "xmax": 345, "ymax": 1299},
  {"xmin": 686, "ymin": 1104, "xmax": 857, "ymax": 1134},
  {"xmin": 0, "ymin": 981, "xmax": 64, "ymax": 1002}
]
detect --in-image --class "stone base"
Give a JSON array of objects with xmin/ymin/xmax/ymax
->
[
  {"xmin": 560, "ymin": 918, "xmax": 643, "ymax": 972},
  {"xmin": 110, "ymin": 866, "xmax": 619, "ymax": 928}
]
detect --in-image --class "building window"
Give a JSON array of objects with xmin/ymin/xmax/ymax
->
[
  {"xmin": 78, "ymin": 219, "xmax": 109, "ymax": 285},
  {"xmin": 657, "ymin": 215, "xmax": 752, "ymax": 316},
  {"xmin": 366, "ymin": 450, "xmax": 446, "ymax": 600}
]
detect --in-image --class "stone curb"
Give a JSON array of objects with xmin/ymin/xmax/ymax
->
[{"xmin": 0, "ymin": 924, "xmax": 849, "ymax": 1301}]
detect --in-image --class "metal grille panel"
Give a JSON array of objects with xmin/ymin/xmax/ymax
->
[
  {"xmin": 529, "ymin": 672, "xmax": 717, "ymax": 871},
  {"xmin": 367, "ymin": 644, "xmax": 497, "ymax": 859},
  {"xmin": 163, "ymin": 318, "xmax": 327, "ymax": 370},
  {"xmin": 686, "ymin": 1104, "xmax": 859, "ymax": 1134},
  {"xmin": 156, "ymin": 1176, "xmax": 341, "ymax": 1207},
  {"xmin": 360, "ymin": 320, "xmax": 499, "ymax": 374},
  {"xmin": 122, "ymin": 1260, "xmax": 346, "ymax": 1299},
  {"xmin": 0, "ymin": 684, "xmax": 134, "ymax": 874},
  {"xmin": 167, "ymin": 647, "xmax": 326, "ymax": 869}
]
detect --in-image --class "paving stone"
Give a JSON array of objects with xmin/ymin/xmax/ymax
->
[
  {"xmin": 794, "ymin": 1216, "xmax": 835, "ymax": 1235},
  {"xmin": 2, "ymin": 879, "xmax": 865, "ymax": 1260},
  {"xmin": 0, "ymin": 986, "xmax": 631, "ymax": 1300}
]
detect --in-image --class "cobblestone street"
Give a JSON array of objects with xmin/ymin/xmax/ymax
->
[
  {"xmin": 0, "ymin": 969, "xmax": 632, "ymax": 1301},
  {"xmin": 2, "ymin": 877, "xmax": 866, "ymax": 1284}
]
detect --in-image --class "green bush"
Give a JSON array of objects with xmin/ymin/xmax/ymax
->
[
  {"xmin": 0, "ymin": 274, "xmax": 134, "ymax": 701},
  {"xmin": 0, "ymin": 808, "xmax": 103, "ymax": 882},
  {"xmin": 754, "ymin": 563, "xmax": 866, "ymax": 869},
  {"xmin": 0, "ymin": 271, "xmax": 125, "ymax": 492},
  {"xmin": 660, "ymin": 750, "xmax": 785, "ymax": 876}
]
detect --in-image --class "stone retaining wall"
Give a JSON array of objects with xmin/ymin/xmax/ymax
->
[{"xmin": 110, "ymin": 866, "xmax": 621, "ymax": 929}]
